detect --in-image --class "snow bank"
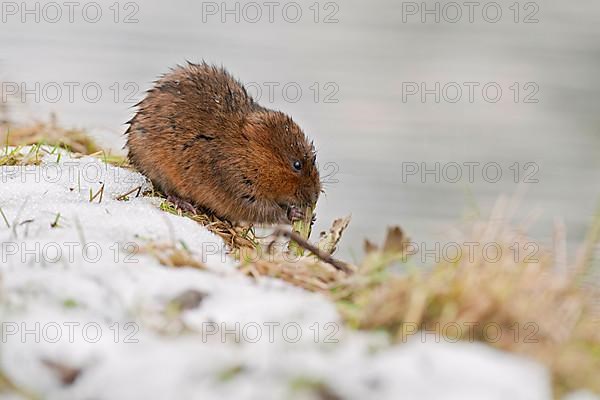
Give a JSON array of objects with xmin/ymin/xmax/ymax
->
[{"xmin": 0, "ymin": 148, "xmax": 554, "ymax": 399}]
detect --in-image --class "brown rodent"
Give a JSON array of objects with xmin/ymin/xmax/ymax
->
[{"xmin": 125, "ymin": 62, "xmax": 321, "ymax": 224}]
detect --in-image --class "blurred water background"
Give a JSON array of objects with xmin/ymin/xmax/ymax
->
[{"xmin": 1, "ymin": 0, "xmax": 599, "ymax": 259}]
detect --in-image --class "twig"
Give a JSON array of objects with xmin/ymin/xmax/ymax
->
[
  {"xmin": 0, "ymin": 207, "xmax": 10, "ymax": 228},
  {"xmin": 116, "ymin": 185, "xmax": 142, "ymax": 201},
  {"xmin": 51, "ymin": 212, "xmax": 61, "ymax": 228},
  {"xmin": 272, "ymin": 227, "xmax": 353, "ymax": 273},
  {"xmin": 89, "ymin": 184, "xmax": 105, "ymax": 203}
]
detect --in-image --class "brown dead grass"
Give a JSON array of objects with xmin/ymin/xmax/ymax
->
[
  {"xmin": 240, "ymin": 251, "xmax": 348, "ymax": 293},
  {"xmin": 136, "ymin": 241, "xmax": 206, "ymax": 269},
  {"xmin": 341, "ymin": 236, "xmax": 599, "ymax": 396},
  {"xmin": 159, "ymin": 199, "xmax": 259, "ymax": 251},
  {"xmin": 1, "ymin": 114, "xmax": 100, "ymax": 155}
]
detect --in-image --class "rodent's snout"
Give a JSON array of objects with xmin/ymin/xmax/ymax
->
[
  {"xmin": 309, "ymin": 188, "xmax": 319, "ymax": 206},
  {"xmin": 298, "ymin": 181, "xmax": 320, "ymax": 209},
  {"xmin": 306, "ymin": 167, "xmax": 322, "ymax": 206},
  {"xmin": 281, "ymin": 184, "xmax": 319, "ymax": 213}
]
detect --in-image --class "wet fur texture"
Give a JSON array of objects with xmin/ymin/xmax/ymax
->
[{"xmin": 126, "ymin": 62, "xmax": 321, "ymax": 224}]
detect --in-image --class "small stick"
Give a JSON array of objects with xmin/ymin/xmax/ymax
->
[
  {"xmin": 273, "ymin": 227, "xmax": 353, "ymax": 273},
  {"xmin": 51, "ymin": 212, "xmax": 61, "ymax": 228},
  {"xmin": 89, "ymin": 184, "xmax": 105, "ymax": 203},
  {"xmin": 0, "ymin": 207, "xmax": 10, "ymax": 228},
  {"xmin": 116, "ymin": 185, "xmax": 142, "ymax": 201}
]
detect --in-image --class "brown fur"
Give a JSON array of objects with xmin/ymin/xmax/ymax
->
[{"xmin": 125, "ymin": 62, "xmax": 321, "ymax": 224}]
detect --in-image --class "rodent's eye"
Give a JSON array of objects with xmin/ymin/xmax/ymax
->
[{"xmin": 292, "ymin": 160, "xmax": 302, "ymax": 172}]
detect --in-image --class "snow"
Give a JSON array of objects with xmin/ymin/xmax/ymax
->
[{"xmin": 0, "ymin": 147, "xmax": 568, "ymax": 399}]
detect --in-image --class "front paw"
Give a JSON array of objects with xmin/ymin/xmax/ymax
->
[
  {"xmin": 167, "ymin": 195, "xmax": 198, "ymax": 215},
  {"xmin": 287, "ymin": 205, "xmax": 305, "ymax": 223}
]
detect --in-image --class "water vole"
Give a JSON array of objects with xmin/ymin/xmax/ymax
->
[{"xmin": 125, "ymin": 62, "xmax": 321, "ymax": 224}]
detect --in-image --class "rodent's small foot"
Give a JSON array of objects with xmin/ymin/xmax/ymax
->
[
  {"xmin": 287, "ymin": 206, "xmax": 305, "ymax": 222},
  {"xmin": 167, "ymin": 195, "xmax": 198, "ymax": 215}
]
